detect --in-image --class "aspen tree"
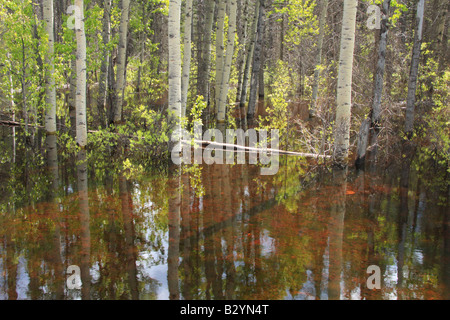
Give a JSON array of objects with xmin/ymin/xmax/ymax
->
[
  {"xmin": 181, "ymin": 0, "xmax": 193, "ymax": 118},
  {"xmin": 217, "ymin": 0, "xmax": 238, "ymax": 123},
  {"xmin": 75, "ymin": 0, "xmax": 87, "ymax": 147},
  {"xmin": 215, "ymin": 0, "xmax": 227, "ymax": 114},
  {"xmin": 168, "ymin": 2, "xmax": 182, "ymax": 300},
  {"xmin": 239, "ymin": 0, "xmax": 260, "ymax": 117},
  {"xmin": 168, "ymin": 0, "xmax": 182, "ymax": 125},
  {"xmin": 333, "ymin": 0, "xmax": 358, "ymax": 165},
  {"xmin": 197, "ymin": 0, "xmax": 216, "ymax": 104},
  {"xmin": 43, "ymin": 0, "xmax": 57, "ymax": 134},
  {"xmin": 247, "ymin": 0, "xmax": 266, "ymax": 125},
  {"xmin": 113, "ymin": 0, "xmax": 130, "ymax": 124},
  {"xmin": 356, "ymin": 0, "xmax": 391, "ymax": 167}
]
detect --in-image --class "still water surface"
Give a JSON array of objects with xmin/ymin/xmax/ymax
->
[{"xmin": 0, "ymin": 128, "xmax": 448, "ymax": 300}]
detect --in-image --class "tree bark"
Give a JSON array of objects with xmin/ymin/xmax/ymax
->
[
  {"xmin": 235, "ymin": 0, "xmax": 249, "ymax": 105},
  {"xmin": 217, "ymin": 0, "xmax": 238, "ymax": 123},
  {"xmin": 97, "ymin": 0, "xmax": 111, "ymax": 128},
  {"xmin": 181, "ymin": 0, "xmax": 193, "ymax": 118},
  {"xmin": 356, "ymin": 0, "xmax": 391, "ymax": 168},
  {"xmin": 215, "ymin": 0, "xmax": 227, "ymax": 115},
  {"xmin": 75, "ymin": 0, "xmax": 87, "ymax": 147},
  {"xmin": 246, "ymin": 0, "xmax": 266, "ymax": 125},
  {"xmin": 197, "ymin": 0, "xmax": 216, "ymax": 105},
  {"xmin": 43, "ymin": 0, "xmax": 57, "ymax": 134},
  {"xmin": 168, "ymin": 0, "xmax": 182, "ymax": 127},
  {"xmin": 113, "ymin": 0, "xmax": 130, "ymax": 124},
  {"xmin": 258, "ymin": 41, "xmax": 265, "ymax": 100},
  {"xmin": 405, "ymin": 0, "xmax": 425, "ymax": 137},
  {"xmin": 239, "ymin": 0, "xmax": 259, "ymax": 127},
  {"xmin": 69, "ymin": 56, "xmax": 77, "ymax": 136},
  {"xmin": 310, "ymin": 0, "xmax": 329, "ymax": 118},
  {"xmin": 333, "ymin": 0, "xmax": 358, "ymax": 166}
]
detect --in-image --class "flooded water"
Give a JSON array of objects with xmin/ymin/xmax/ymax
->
[{"xmin": 0, "ymin": 127, "xmax": 449, "ymax": 300}]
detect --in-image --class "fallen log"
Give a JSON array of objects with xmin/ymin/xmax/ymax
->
[{"xmin": 181, "ymin": 139, "xmax": 331, "ymax": 159}]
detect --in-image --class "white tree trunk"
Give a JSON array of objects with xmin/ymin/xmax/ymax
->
[
  {"xmin": 44, "ymin": 0, "xmax": 57, "ymax": 134},
  {"xmin": 75, "ymin": 0, "xmax": 87, "ymax": 147},
  {"xmin": 217, "ymin": 0, "xmax": 238, "ymax": 122},
  {"xmin": 114, "ymin": 0, "xmax": 130, "ymax": 124},
  {"xmin": 168, "ymin": 0, "xmax": 182, "ymax": 126},
  {"xmin": 333, "ymin": 0, "xmax": 358, "ymax": 165},
  {"xmin": 181, "ymin": 0, "xmax": 193, "ymax": 118}
]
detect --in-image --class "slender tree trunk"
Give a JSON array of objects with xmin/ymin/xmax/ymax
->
[
  {"xmin": 136, "ymin": 1, "xmax": 146, "ymax": 96},
  {"xmin": 258, "ymin": 38, "xmax": 265, "ymax": 100},
  {"xmin": 107, "ymin": 51, "xmax": 116, "ymax": 125},
  {"xmin": 31, "ymin": 1, "xmax": 43, "ymax": 141},
  {"xmin": 333, "ymin": 0, "xmax": 358, "ymax": 166},
  {"xmin": 75, "ymin": 0, "xmax": 87, "ymax": 147},
  {"xmin": 310, "ymin": 0, "xmax": 329, "ymax": 118},
  {"xmin": 43, "ymin": 0, "xmax": 57, "ymax": 134},
  {"xmin": 21, "ymin": 38, "xmax": 28, "ymax": 134},
  {"xmin": 97, "ymin": 0, "xmax": 111, "ymax": 128},
  {"xmin": 217, "ymin": 0, "xmax": 238, "ymax": 123},
  {"xmin": 438, "ymin": 0, "xmax": 449, "ymax": 73},
  {"xmin": 7, "ymin": 53, "xmax": 16, "ymax": 163},
  {"xmin": 280, "ymin": 13, "xmax": 285, "ymax": 61},
  {"xmin": 168, "ymin": 0, "xmax": 182, "ymax": 127},
  {"xmin": 371, "ymin": 0, "xmax": 391, "ymax": 127},
  {"xmin": 181, "ymin": 0, "xmax": 193, "ymax": 118},
  {"xmin": 113, "ymin": 0, "xmax": 130, "ymax": 124},
  {"xmin": 405, "ymin": 0, "xmax": 425, "ymax": 137},
  {"xmin": 215, "ymin": 0, "xmax": 227, "ymax": 115},
  {"xmin": 195, "ymin": 1, "xmax": 204, "ymax": 94},
  {"xmin": 356, "ymin": 0, "xmax": 391, "ymax": 168},
  {"xmin": 69, "ymin": 56, "xmax": 77, "ymax": 136},
  {"xmin": 246, "ymin": 0, "xmax": 266, "ymax": 125},
  {"xmin": 239, "ymin": 0, "xmax": 259, "ymax": 127},
  {"xmin": 235, "ymin": 0, "xmax": 249, "ymax": 105},
  {"xmin": 198, "ymin": 0, "xmax": 216, "ymax": 105}
]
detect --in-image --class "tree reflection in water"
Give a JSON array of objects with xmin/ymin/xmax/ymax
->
[{"xmin": 0, "ymin": 129, "xmax": 448, "ymax": 300}]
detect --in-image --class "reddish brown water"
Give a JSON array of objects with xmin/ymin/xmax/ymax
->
[{"xmin": 0, "ymin": 129, "xmax": 448, "ymax": 300}]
